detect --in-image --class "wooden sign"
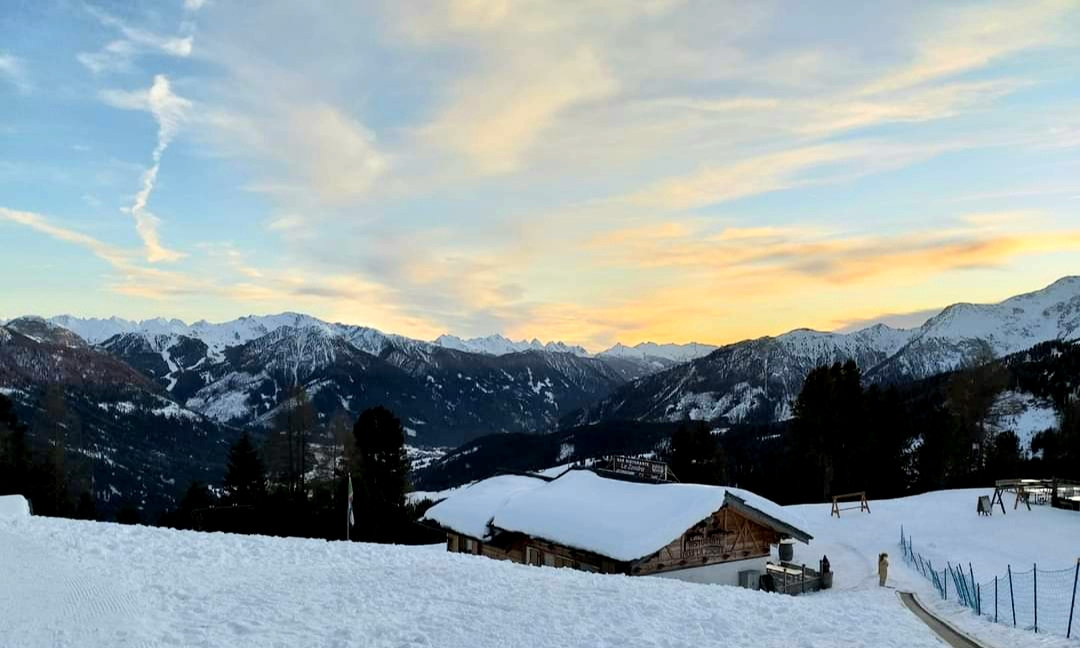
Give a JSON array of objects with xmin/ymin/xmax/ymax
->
[
  {"xmin": 977, "ymin": 495, "xmax": 992, "ymax": 516},
  {"xmin": 609, "ymin": 456, "xmax": 669, "ymax": 481}
]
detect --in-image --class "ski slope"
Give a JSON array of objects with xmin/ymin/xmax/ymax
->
[{"xmin": 2, "ymin": 515, "xmax": 943, "ymax": 648}]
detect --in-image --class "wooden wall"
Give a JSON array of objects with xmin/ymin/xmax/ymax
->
[
  {"xmin": 442, "ymin": 504, "xmax": 784, "ymax": 578},
  {"xmin": 630, "ymin": 507, "xmax": 779, "ymax": 576}
]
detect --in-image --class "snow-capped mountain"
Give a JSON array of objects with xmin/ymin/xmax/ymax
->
[
  {"xmin": 597, "ymin": 341, "xmax": 718, "ymax": 364},
  {"xmin": 867, "ymin": 276, "xmax": 1080, "ymax": 381},
  {"xmin": 570, "ymin": 276, "xmax": 1080, "ymax": 427},
  {"xmin": 0, "ymin": 321, "xmax": 240, "ymax": 515},
  {"xmin": 434, "ymin": 334, "xmax": 588, "ymax": 357},
  {"xmin": 19, "ymin": 315, "xmax": 630, "ymax": 447}
]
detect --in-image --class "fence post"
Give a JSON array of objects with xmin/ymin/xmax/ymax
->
[
  {"xmin": 1068, "ymin": 559, "xmax": 1079, "ymax": 639},
  {"xmin": 1034, "ymin": 564, "xmax": 1038, "ymax": 634},
  {"xmin": 1009, "ymin": 565, "xmax": 1016, "ymax": 627},
  {"xmin": 969, "ymin": 563, "xmax": 976, "ymax": 604}
]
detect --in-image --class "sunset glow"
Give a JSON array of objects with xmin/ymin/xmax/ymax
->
[{"xmin": 2, "ymin": 1, "xmax": 1078, "ymax": 349}]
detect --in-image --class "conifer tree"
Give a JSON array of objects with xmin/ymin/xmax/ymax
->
[
  {"xmin": 350, "ymin": 406, "xmax": 409, "ymax": 542},
  {"xmin": 0, "ymin": 394, "xmax": 30, "ymax": 496},
  {"xmin": 670, "ymin": 421, "xmax": 726, "ymax": 485},
  {"xmin": 223, "ymin": 433, "xmax": 267, "ymax": 507}
]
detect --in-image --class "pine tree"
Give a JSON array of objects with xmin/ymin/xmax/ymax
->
[
  {"xmin": 0, "ymin": 394, "xmax": 31, "ymax": 496},
  {"xmin": 75, "ymin": 491, "xmax": 98, "ymax": 521},
  {"xmin": 670, "ymin": 421, "xmax": 726, "ymax": 485},
  {"xmin": 350, "ymin": 406, "xmax": 409, "ymax": 542},
  {"xmin": 223, "ymin": 433, "xmax": 267, "ymax": 507}
]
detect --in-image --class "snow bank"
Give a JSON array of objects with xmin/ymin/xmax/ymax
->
[
  {"xmin": 0, "ymin": 495, "xmax": 30, "ymax": 519},
  {"xmin": 422, "ymin": 474, "xmax": 547, "ymax": 540},
  {"xmin": 493, "ymin": 470, "xmax": 808, "ymax": 562},
  {"xmin": 0, "ymin": 515, "xmax": 948, "ymax": 648}
]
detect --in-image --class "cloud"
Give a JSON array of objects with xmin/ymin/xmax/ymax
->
[
  {"xmin": 0, "ymin": 54, "xmax": 30, "ymax": 94},
  {"xmin": 587, "ymin": 218, "xmax": 1080, "ymax": 286},
  {"xmin": 422, "ymin": 47, "xmax": 618, "ymax": 174},
  {"xmin": 101, "ymin": 75, "xmax": 190, "ymax": 262},
  {"xmin": 203, "ymin": 104, "xmax": 388, "ymax": 203},
  {"xmin": 860, "ymin": 0, "xmax": 1071, "ymax": 95},
  {"xmin": 0, "ymin": 207, "xmax": 129, "ymax": 267},
  {"xmin": 619, "ymin": 139, "xmax": 959, "ymax": 212},
  {"xmin": 78, "ymin": 6, "xmax": 194, "ymax": 74},
  {"xmin": 184, "ymin": 0, "xmax": 208, "ymax": 11}
]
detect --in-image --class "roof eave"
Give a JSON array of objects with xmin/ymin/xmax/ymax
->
[{"xmin": 722, "ymin": 492, "xmax": 813, "ymax": 544}]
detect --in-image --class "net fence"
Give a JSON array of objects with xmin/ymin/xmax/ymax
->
[{"xmin": 900, "ymin": 526, "xmax": 1080, "ymax": 638}]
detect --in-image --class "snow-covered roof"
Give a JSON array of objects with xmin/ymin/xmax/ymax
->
[
  {"xmin": 491, "ymin": 470, "xmax": 810, "ymax": 562},
  {"xmin": 422, "ymin": 474, "xmax": 548, "ymax": 541},
  {"xmin": 0, "ymin": 494, "xmax": 31, "ymax": 520}
]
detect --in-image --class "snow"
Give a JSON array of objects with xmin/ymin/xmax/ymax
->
[
  {"xmin": 791, "ymin": 488, "xmax": 1080, "ymax": 648},
  {"xmin": 598, "ymin": 341, "xmax": 719, "ymax": 363},
  {"xmin": 97, "ymin": 401, "xmax": 136, "ymax": 414},
  {"xmin": 185, "ymin": 371, "xmax": 261, "ymax": 422},
  {"xmin": 0, "ymin": 495, "xmax": 30, "ymax": 520},
  {"xmin": 408, "ymin": 484, "xmax": 466, "ymax": 504},
  {"xmin": 435, "ymin": 333, "xmax": 589, "ymax": 357},
  {"xmin": 405, "ymin": 445, "xmax": 446, "ymax": 472},
  {"xmin": 422, "ymin": 474, "xmax": 548, "ymax": 540},
  {"xmin": 6, "ymin": 482, "xmax": 1080, "ymax": 648},
  {"xmin": 987, "ymin": 390, "xmax": 1059, "ymax": 453},
  {"xmin": 151, "ymin": 401, "xmax": 200, "ymax": 421},
  {"xmin": 491, "ymin": 470, "xmax": 809, "ymax": 562},
  {"xmin": 161, "ymin": 347, "xmax": 178, "ymax": 391},
  {"xmin": 0, "ymin": 516, "xmax": 952, "ymax": 648},
  {"xmin": 913, "ymin": 276, "xmax": 1080, "ymax": 358}
]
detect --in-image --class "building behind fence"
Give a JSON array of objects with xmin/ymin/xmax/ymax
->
[{"xmin": 900, "ymin": 526, "xmax": 1080, "ymax": 639}]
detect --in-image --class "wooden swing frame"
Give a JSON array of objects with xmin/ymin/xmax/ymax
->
[{"xmin": 830, "ymin": 491, "xmax": 870, "ymax": 518}]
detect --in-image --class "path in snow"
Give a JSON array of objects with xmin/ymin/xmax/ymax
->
[{"xmin": 900, "ymin": 592, "xmax": 986, "ymax": 648}]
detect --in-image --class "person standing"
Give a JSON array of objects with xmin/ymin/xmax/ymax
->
[{"xmin": 878, "ymin": 552, "xmax": 889, "ymax": 587}]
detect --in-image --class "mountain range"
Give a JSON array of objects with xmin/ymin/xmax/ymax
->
[
  {"xmin": 0, "ymin": 313, "xmax": 715, "ymax": 447},
  {"xmin": 568, "ymin": 276, "xmax": 1080, "ymax": 427},
  {"xmin": 2, "ymin": 276, "xmax": 1078, "ymax": 514}
]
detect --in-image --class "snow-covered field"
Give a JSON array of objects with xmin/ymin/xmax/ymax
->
[
  {"xmin": 0, "ymin": 511, "xmax": 936, "ymax": 647},
  {"xmin": 3, "ymin": 488, "xmax": 1080, "ymax": 647},
  {"xmin": 791, "ymin": 489, "xmax": 1080, "ymax": 648}
]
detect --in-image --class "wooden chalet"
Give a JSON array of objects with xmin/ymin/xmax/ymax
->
[{"xmin": 422, "ymin": 468, "xmax": 812, "ymax": 586}]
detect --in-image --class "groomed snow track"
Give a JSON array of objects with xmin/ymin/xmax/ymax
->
[{"xmin": 899, "ymin": 592, "xmax": 988, "ymax": 648}]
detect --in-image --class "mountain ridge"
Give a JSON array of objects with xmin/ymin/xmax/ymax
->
[{"xmin": 568, "ymin": 276, "xmax": 1080, "ymax": 428}]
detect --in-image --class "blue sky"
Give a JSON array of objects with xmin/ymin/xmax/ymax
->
[{"xmin": 1, "ymin": 0, "xmax": 1079, "ymax": 350}]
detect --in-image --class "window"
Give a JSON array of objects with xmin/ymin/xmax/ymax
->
[
  {"xmin": 448, "ymin": 535, "xmax": 459, "ymax": 552},
  {"xmin": 543, "ymin": 552, "xmax": 556, "ymax": 567},
  {"xmin": 526, "ymin": 546, "xmax": 542, "ymax": 566},
  {"xmin": 464, "ymin": 538, "xmax": 478, "ymax": 554}
]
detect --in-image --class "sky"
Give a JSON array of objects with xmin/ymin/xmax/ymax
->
[{"xmin": 1, "ymin": 0, "xmax": 1079, "ymax": 351}]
